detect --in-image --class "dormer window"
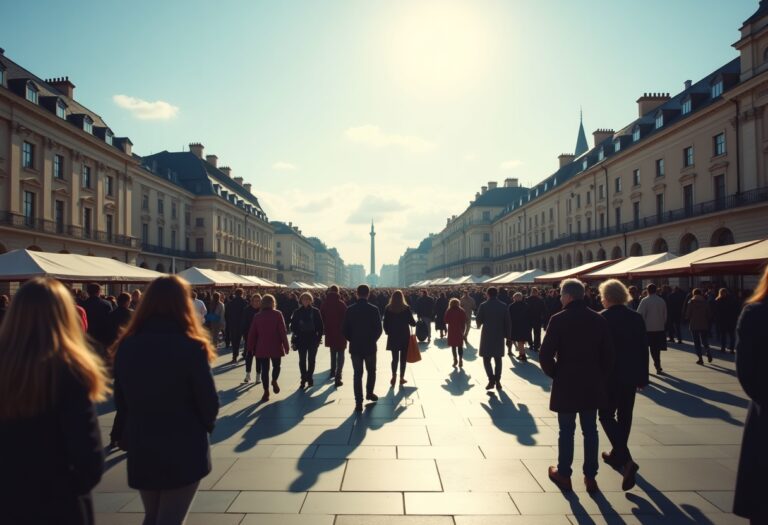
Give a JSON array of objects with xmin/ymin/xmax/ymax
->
[
  {"xmin": 0, "ymin": 66, "xmax": 5, "ymax": 86},
  {"xmin": 582, "ymin": 158, "xmax": 588, "ymax": 170},
  {"xmin": 681, "ymin": 97, "xmax": 692, "ymax": 115},
  {"xmin": 614, "ymin": 139, "xmax": 621, "ymax": 152},
  {"xmin": 544, "ymin": 182, "xmax": 548, "ymax": 191},
  {"xmin": 553, "ymin": 177, "xmax": 557, "ymax": 187},
  {"xmin": 711, "ymin": 80, "xmax": 723, "ymax": 98},
  {"xmin": 105, "ymin": 130, "xmax": 113, "ymax": 145},
  {"xmin": 83, "ymin": 116, "xmax": 93, "ymax": 134},
  {"xmin": 655, "ymin": 111, "xmax": 664, "ymax": 129},
  {"xmin": 56, "ymin": 100, "xmax": 67, "ymax": 119},
  {"xmin": 598, "ymin": 148, "xmax": 605, "ymax": 161},
  {"xmin": 632, "ymin": 126, "xmax": 641, "ymax": 142},
  {"xmin": 26, "ymin": 83, "xmax": 39, "ymax": 104}
]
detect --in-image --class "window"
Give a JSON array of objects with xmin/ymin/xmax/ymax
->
[
  {"xmin": 683, "ymin": 184, "xmax": 694, "ymax": 215},
  {"xmin": 598, "ymin": 184, "xmax": 605, "ymax": 200},
  {"xmin": 171, "ymin": 202, "xmax": 177, "ymax": 219},
  {"xmin": 106, "ymin": 176, "xmax": 114, "ymax": 197},
  {"xmin": 217, "ymin": 215, "xmax": 222, "ymax": 229},
  {"xmin": 684, "ymin": 146, "xmax": 694, "ymax": 167},
  {"xmin": 582, "ymin": 159, "xmax": 588, "ymax": 170},
  {"xmin": 141, "ymin": 193, "xmax": 149, "ymax": 210},
  {"xmin": 53, "ymin": 154, "xmax": 64, "ymax": 179},
  {"xmin": 158, "ymin": 198, "xmax": 164, "ymax": 215},
  {"xmin": 615, "ymin": 206, "xmax": 621, "ymax": 226},
  {"xmin": 598, "ymin": 148, "xmax": 605, "ymax": 161},
  {"xmin": 599, "ymin": 213, "xmax": 605, "ymax": 232},
  {"xmin": 26, "ymin": 83, "xmax": 38, "ymax": 104},
  {"xmin": 567, "ymin": 199, "xmax": 572, "ymax": 213},
  {"xmin": 106, "ymin": 214, "xmax": 113, "ymax": 239},
  {"xmin": 482, "ymin": 232, "xmax": 490, "ymax": 242},
  {"xmin": 586, "ymin": 191, "xmax": 591, "ymax": 205},
  {"xmin": 576, "ymin": 194, "xmax": 581, "ymax": 209},
  {"xmin": 56, "ymin": 100, "xmax": 67, "ymax": 119},
  {"xmin": 482, "ymin": 211, "xmax": 491, "ymax": 221},
  {"xmin": 682, "ymin": 98, "xmax": 692, "ymax": 115},
  {"xmin": 549, "ymin": 208, "xmax": 554, "ymax": 221},
  {"xmin": 655, "ymin": 158, "xmax": 665, "ymax": 178},
  {"xmin": 23, "ymin": 191, "xmax": 35, "ymax": 226},
  {"xmin": 171, "ymin": 229, "xmax": 177, "ymax": 249},
  {"xmin": 483, "ymin": 247, "xmax": 490, "ymax": 257},
  {"xmin": 633, "ymin": 201, "xmax": 640, "ymax": 227},
  {"xmin": 196, "ymin": 238, "xmax": 205, "ymax": 252},
  {"xmin": 632, "ymin": 126, "xmax": 641, "ymax": 142},
  {"xmin": 615, "ymin": 176, "xmax": 622, "ymax": 193},
  {"xmin": 714, "ymin": 174, "xmax": 726, "ymax": 208},
  {"xmin": 83, "ymin": 208, "xmax": 92, "ymax": 238},
  {"xmin": 141, "ymin": 223, "xmax": 149, "ymax": 243},
  {"xmin": 22, "ymin": 141, "xmax": 34, "ymax": 169},
  {"xmin": 195, "ymin": 217, "xmax": 204, "ymax": 227},
  {"xmin": 655, "ymin": 193, "xmax": 664, "ymax": 220},
  {"xmin": 186, "ymin": 236, "xmax": 190, "ymax": 251},
  {"xmin": 587, "ymin": 217, "xmax": 592, "ymax": 232},
  {"xmin": 83, "ymin": 116, "xmax": 93, "ymax": 134},
  {"xmin": 655, "ymin": 112, "xmax": 664, "ymax": 129},
  {"xmin": 711, "ymin": 80, "xmax": 723, "ymax": 98},
  {"xmin": 0, "ymin": 66, "xmax": 4, "ymax": 86},
  {"xmin": 577, "ymin": 220, "xmax": 582, "ymax": 233},
  {"xmin": 55, "ymin": 200, "xmax": 65, "ymax": 233},
  {"xmin": 614, "ymin": 139, "xmax": 621, "ymax": 152},
  {"xmin": 81, "ymin": 165, "xmax": 92, "ymax": 188},
  {"xmin": 633, "ymin": 169, "xmax": 640, "ymax": 186},
  {"xmin": 105, "ymin": 130, "xmax": 113, "ymax": 146},
  {"xmin": 713, "ymin": 133, "xmax": 726, "ymax": 156},
  {"xmin": 157, "ymin": 227, "xmax": 164, "ymax": 248},
  {"xmin": 185, "ymin": 211, "xmax": 191, "ymax": 226}
]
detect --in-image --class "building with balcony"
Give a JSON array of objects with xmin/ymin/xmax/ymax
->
[
  {"xmin": 398, "ymin": 235, "xmax": 432, "ymax": 286},
  {"xmin": 272, "ymin": 221, "xmax": 315, "ymax": 284}
]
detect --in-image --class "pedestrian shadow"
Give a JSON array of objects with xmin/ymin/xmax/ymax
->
[
  {"xmin": 433, "ymin": 338, "xmax": 449, "ymax": 349},
  {"xmin": 622, "ymin": 475, "xmax": 717, "ymax": 524},
  {"xmin": 441, "ymin": 368, "xmax": 475, "ymax": 397},
  {"xmin": 462, "ymin": 341, "xmax": 478, "ymax": 362},
  {"xmin": 509, "ymin": 352, "xmax": 551, "ymax": 392},
  {"xmin": 641, "ymin": 378, "xmax": 744, "ymax": 427},
  {"xmin": 480, "ymin": 390, "xmax": 537, "ymax": 445},
  {"xmin": 288, "ymin": 390, "xmax": 409, "ymax": 492},
  {"xmin": 563, "ymin": 490, "xmax": 625, "ymax": 525},
  {"xmin": 657, "ymin": 373, "xmax": 747, "ymax": 410},
  {"xmin": 217, "ymin": 382, "xmax": 257, "ymax": 408},
  {"xmin": 103, "ymin": 450, "xmax": 127, "ymax": 472}
]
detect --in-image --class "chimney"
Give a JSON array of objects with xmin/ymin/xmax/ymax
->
[
  {"xmin": 481, "ymin": 185, "xmax": 488, "ymax": 194},
  {"xmin": 592, "ymin": 128, "xmax": 615, "ymax": 148},
  {"xmin": 636, "ymin": 92, "xmax": 671, "ymax": 117},
  {"xmin": 684, "ymin": 80, "xmax": 692, "ymax": 90},
  {"xmin": 45, "ymin": 76, "xmax": 75, "ymax": 99},
  {"xmin": 288, "ymin": 222, "xmax": 292, "ymax": 228},
  {"xmin": 219, "ymin": 166, "xmax": 232, "ymax": 177},
  {"xmin": 189, "ymin": 143, "xmax": 204, "ymax": 158},
  {"xmin": 558, "ymin": 153, "xmax": 575, "ymax": 168},
  {"xmin": 487, "ymin": 181, "xmax": 498, "ymax": 190},
  {"xmin": 205, "ymin": 154, "xmax": 218, "ymax": 168},
  {"xmin": 234, "ymin": 176, "xmax": 244, "ymax": 186},
  {"xmin": 244, "ymin": 183, "xmax": 252, "ymax": 193},
  {"xmin": 504, "ymin": 178, "xmax": 519, "ymax": 188}
]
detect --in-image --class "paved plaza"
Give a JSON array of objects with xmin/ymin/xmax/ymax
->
[{"xmin": 94, "ymin": 326, "xmax": 749, "ymax": 524}]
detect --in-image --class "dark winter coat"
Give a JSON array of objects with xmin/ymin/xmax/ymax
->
[
  {"xmin": 241, "ymin": 305, "xmax": 260, "ymax": 336},
  {"xmin": 714, "ymin": 295, "xmax": 740, "ymax": 331},
  {"xmin": 225, "ymin": 296, "xmax": 248, "ymax": 337},
  {"xmin": 415, "ymin": 295, "xmax": 435, "ymax": 318},
  {"xmin": 290, "ymin": 305, "xmax": 324, "ymax": 350},
  {"xmin": 113, "ymin": 318, "xmax": 219, "ymax": 490},
  {"xmin": 320, "ymin": 292, "xmax": 348, "ymax": 350},
  {"xmin": 383, "ymin": 306, "xmax": 416, "ymax": 352},
  {"xmin": 600, "ymin": 304, "xmax": 649, "ymax": 389},
  {"xmin": 525, "ymin": 295, "xmax": 547, "ymax": 327},
  {"xmin": 343, "ymin": 298, "xmax": 383, "ymax": 356},
  {"xmin": 684, "ymin": 296, "xmax": 713, "ymax": 332},
  {"xmin": 539, "ymin": 300, "xmax": 615, "ymax": 413},
  {"xmin": 82, "ymin": 295, "xmax": 113, "ymax": 346},
  {"xmin": 0, "ymin": 364, "xmax": 104, "ymax": 525},
  {"xmin": 107, "ymin": 305, "xmax": 133, "ymax": 346},
  {"xmin": 476, "ymin": 297, "xmax": 511, "ymax": 358},
  {"xmin": 508, "ymin": 301, "xmax": 531, "ymax": 341},
  {"xmin": 733, "ymin": 300, "xmax": 768, "ymax": 520},
  {"xmin": 434, "ymin": 297, "xmax": 449, "ymax": 331},
  {"xmin": 665, "ymin": 289, "xmax": 686, "ymax": 321}
]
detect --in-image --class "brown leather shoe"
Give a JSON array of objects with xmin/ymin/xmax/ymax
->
[
  {"xmin": 548, "ymin": 466, "xmax": 572, "ymax": 492},
  {"xmin": 601, "ymin": 451, "xmax": 620, "ymax": 469},
  {"xmin": 584, "ymin": 477, "xmax": 599, "ymax": 493},
  {"xmin": 621, "ymin": 461, "xmax": 639, "ymax": 491}
]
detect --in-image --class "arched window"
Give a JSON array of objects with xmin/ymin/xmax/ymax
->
[
  {"xmin": 575, "ymin": 251, "xmax": 583, "ymax": 266},
  {"xmin": 629, "ymin": 243, "xmax": 643, "ymax": 256},
  {"xmin": 27, "ymin": 245, "xmax": 42, "ymax": 252},
  {"xmin": 557, "ymin": 254, "xmax": 563, "ymax": 271},
  {"xmin": 139, "ymin": 262, "xmax": 149, "ymax": 269},
  {"xmin": 679, "ymin": 233, "xmax": 699, "ymax": 255},
  {"xmin": 156, "ymin": 263, "xmax": 166, "ymax": 273},
  {"xmin": 565, "ymin": 254, "xmax": 573, "ymax": 269},
  {"xmin": 652, "ymin": 238, "xmax": 668, "ymax": 254},
  {"xmin": 596, "ymin": 248, "xmax": 606, "ymax": 261},
  {"xmin": 586, "ymin": 250, "xmax": 594, "ymax": 263},
  {"xmin": 548, "ymin": 257, "xmax": 555, "ymax": 271},
  {"xmin": 611, "ymin": 246, "xmax": 623, "ymax": 259},
  {"xmin": 710, "ymin": 227, "xmax": 734, "ymax": 247}
]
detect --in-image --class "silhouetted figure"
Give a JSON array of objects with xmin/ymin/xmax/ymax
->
[
  {"xmin": 383, "ymin": 290, "xmax": 417, "ymax": 386},
  {"xmin": 476, "ymin": 287, "xmax": 511, "ymax": 391},
  {"xmin": 343, "ymin": 284, "xmax": 383, "ymax": 412},
  {"xmin": 290, "ymin": 292, "xmax": 324, "ymax": 389},
  {"xmin": 445, "ymin": 298, "xmax": 468, "ymax": 368}
]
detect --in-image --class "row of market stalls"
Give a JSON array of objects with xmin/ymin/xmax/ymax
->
[{"xmin": 409, "ymin": 239, "xmax": 768, "ymax": 287}]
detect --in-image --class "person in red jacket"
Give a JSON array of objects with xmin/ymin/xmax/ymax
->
[
  {"xmin": 320, "ymin": 285, "xmax": 348, "ymax": 387},
  {"xmin": 247, "ymin": 294, "xmax": 290, "ymax": 402},
  {"xmin": 444, "ymin": 298, "xmax": 468, "ymax": 368}
]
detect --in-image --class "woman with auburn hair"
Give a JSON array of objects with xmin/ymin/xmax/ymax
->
[
  {"xmin": 247, "ymin": 294, "xmax": 290, "ymax": 402},
  {"xmin": 444, "ymin": 297, "xmax": 468, "ymax": 368},
  {"xmin": 733, "ymin": 267, "xmax": 768, "ymax": 523},
  {"xmin": 0, "ymin": 277, "xmax": 109, "ymax": 525},
  {"xmin": 112, "ymin": 275, "xmax": 219, "ymax": 525},
  {"xmin": 383, "ymin": 289, "xmax": 417, "ymax": 386}
]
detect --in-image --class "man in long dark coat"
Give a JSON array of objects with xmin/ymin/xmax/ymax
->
[{"xmin": 476, "ymin": 287, "xmax": 511, "ymax": 391}]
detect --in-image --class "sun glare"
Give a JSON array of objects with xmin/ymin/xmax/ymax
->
[{"xmin": 385, "ymin": 0, "xmax": 495, "ymax": 98}]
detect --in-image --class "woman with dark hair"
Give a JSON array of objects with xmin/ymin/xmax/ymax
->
[
  {"xmin": 0, "ymin": 278, "xmax": 109, "ymax": 525},
  {"xmin": 733, "ymin": 266, "xmax": 768, "ymax": 524},
  {"xmin": 714, "ymin": 288, "xmax": 739, "ymax": 353},
  {"xmin": 383, "ymin": 290, "xmax": 417, "ymax": 386},
  {"xmin": 290, "ymin": 292, "xmax": 324, "ymax": 389},
  {"xmin": 112, "ymin": 276, "xmax": 219, "ymax": 525},
  {"xmin": 508, "ymin": 292, "xmax": 531, "ymax": 362},
  {"xmin": 444, "ymin": 297, "xmax": 467, "ymax": 368},
  {"xmin": 247, "ymin": 294, "xmax": 290, "ymax": 401},
  {"xmin": 435, "ymin": 292, "xmax": 449, "ymax": 339}
]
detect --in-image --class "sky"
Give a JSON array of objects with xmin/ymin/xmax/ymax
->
[{"xmin": 1, "ymin": 0, "xmax": 757, "ymax": 272}]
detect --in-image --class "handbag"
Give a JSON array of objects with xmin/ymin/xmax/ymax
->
[{"xmin": 406, "ymin": 330, "xmax": 422, "ymax": 363}]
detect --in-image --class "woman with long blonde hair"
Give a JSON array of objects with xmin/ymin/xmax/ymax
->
[
  {"xmin": 0, "ymin": 277, "xmax": 109, "ymax": 525},
  {"xmin": 383, "ymin": 290, "xmax": 417, "ymax": 386},
  {"xmin": 112, "ymin": 275, "xmax": 219, "ymax": 525}
]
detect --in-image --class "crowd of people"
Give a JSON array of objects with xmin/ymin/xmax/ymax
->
[{"xmin": 0, "ymin": 272, "xmax": 764, "ymax": 524}]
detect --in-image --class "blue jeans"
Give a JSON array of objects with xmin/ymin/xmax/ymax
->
[{"xmin": 557, "ymin": 410, "xmax": 598, "ymax": 478}]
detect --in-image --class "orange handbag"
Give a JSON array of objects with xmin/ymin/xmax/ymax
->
[{"xmin": 406, "ymin": 331, "xmax": 422, "ymax": 363}]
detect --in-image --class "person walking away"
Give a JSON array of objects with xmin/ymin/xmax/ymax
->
[
  {"xmin": 226, "ymin": 288, "xmax": 248, "ymax": 363},
  {"xmin": 597, "ymin": 279, "xmax": 648, "ymax": 491},
  {"xmin": 241, "ymin": 294, "xmax": 262, "ymax": 384},
  {"xmin": 343, "ymin": 284, "xmax": 383, "ymax": 412},
  {"xmin": 0, "ymin": 294, "xmax": 10, "ymax": 325},
  {"xmin": 459, "ymin": 290, "xmax": 476, "ymax": 343},
  {"xmin": 637, "ymin": 283, "xmax": 667, "ymax": 374},
  {"xmin": 129, "ymin": 289, "xmax": 142, "ymax": 310},
  {"xmin": 247, "ymin": 294, "xmax": 290, "ymax": 402},
  {"xmin": 445, "ymin": 298, "xmax": 468, "ymax": 368},
  {"xmin": 733, "ymin": 266, "xmax": 768, "ymax": 524},
  {"xmin": 415, "ymin": 289, "xmax": 436, "ymax": 343},
  {"xmin": 526, "ymin": 287, "xmax": 546, "ymax": 352},
  {"xmin": 290, "ymin": 292, "xmax": 324, "ymax": 389},
  {"xmin": 0, "ymin": 277, "xmax": 109, "ymax": 525},
  {"xmin": 207, "ymin": 292, "xmax": 226, "ymax": 346},
  {"xmin": 434, "ymin": 292, "xmax": 449, "ymax": 339},
  {"xmin": 82, "ymin": 282, "xmax": 114, "ymax": 358},
  {"xmin": 714, "ymin": 288, "xmax": 738, "ymax": 353},
  {"xmin": 321, "ymin": 285, "xmax": 348, "ymax": 387},
  {"xmin": 544, "ymin": 288, "xmax": 562, "ymax": 325},
  {"xmin": 508, "ymin": 292, "xmax": 531, "ymax": 362},
  {"xmin": 476, "ymin": 287, "xmax": 512, "ymax": 391},
  {"xmin": 111, "ymin": 276, "xmax": 219, "ymax": 525},
  {"xmin": 665, "ymin": 286, "xmax": 686, "ymax": 344},
  {"xmin": 192, "ymin": 291, "xmax": 207, "ymax": 325},
  {"xmin": 540, "ymin": 278, "xmax": 614, "ymax": 493},
  {"xmin": 383, "ymin": 290, "xmax": 417, "ymax": 386},
  {"xmin": 684, "ymin": 288, "xmax": 714, "ymax": 364},
  {"xmin": 107, "ymin": 292, "xmax": 134, "ymax": 348}
]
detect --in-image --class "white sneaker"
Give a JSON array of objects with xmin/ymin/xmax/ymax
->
[{"xmin": 243, "ymin": 373, "xmax": 251, "ymax": 383}]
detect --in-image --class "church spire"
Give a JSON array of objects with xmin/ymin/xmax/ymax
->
[{"xmin": 574, "ymin": 108, "xmax": 589, "ymax": 157}]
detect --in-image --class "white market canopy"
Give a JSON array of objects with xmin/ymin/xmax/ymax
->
[
  {"xmin": 176, "ymin": 267, "xmax": 237, "ymax": 286},
  {"xmin": 217, "ymin": 271, "xmax": 262, "ymax": 286},
  {"xmin": 507, "ymin": 268, "xmax": 547, "ymax": 284},
  {"xmin": 534, "ymin": 259, "xmax": 619, "ymax": 284},
  {"xmin": 630, "ymin": 240, "xmax": 760, "ymax": 278},
  {"xmin": 287, "ymin": 281, "xmax": 315, "ymax": 289},
  {"xmin": 0, "ymin": 249, "xmax": 165, "ymax": 283},
  {"xmin": 690, "ymin": 239, "xmax": 768, "ymax": 274},
  {"xmin": 584, "ymin": 253, "xmax": 677, "ymax": 279}
]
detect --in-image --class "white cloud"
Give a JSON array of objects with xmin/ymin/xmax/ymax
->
[
  {"xmin": 344, "ymin": 125, "xmax": 436, "ymax": 153},
  {"xmin": 463, "ymin": 153, "xmax": 476, "ymax": 161},
  {"xmin": 500, "ymin": 159, "xmax": 523, "ymax": 170},
  {"xmin": 346, "ymin": 195, "xmax": 408, "ymax": 224},
  {"xmin": 272, "ymin": 161, "xmax": 298, "ymax": 171},
  {"xmin": 112, "ymin": 94, "xmax": 179, "ymax": 120}
]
